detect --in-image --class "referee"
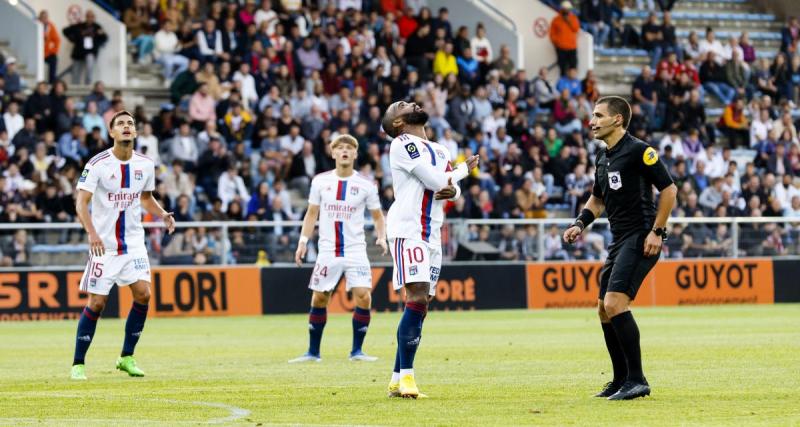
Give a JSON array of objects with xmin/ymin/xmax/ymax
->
[{"xmin": 563, "ymin": 96, "xmax": 677, "ymax": 400}]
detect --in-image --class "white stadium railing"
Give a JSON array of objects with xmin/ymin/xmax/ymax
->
[{"xmin": 0, "ymin": 217, "xmax": 797, "ymax": 268}]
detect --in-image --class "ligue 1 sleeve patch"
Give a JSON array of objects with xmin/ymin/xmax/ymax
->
[
  {"xmin": 643, "ymin": 147, "xmax": 658, "ymax": 166},
  {"xmin": 79, "ymin": 169, "xmax": 89, "ymax": 182},
  {"xmin": 405, "ymin": 142, "xmax": 420, "ymax": 159}
]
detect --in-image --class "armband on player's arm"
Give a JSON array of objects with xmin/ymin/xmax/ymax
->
[{"xmin": 572, "ymin": 209, "xmax": 595, "ymax": 231}]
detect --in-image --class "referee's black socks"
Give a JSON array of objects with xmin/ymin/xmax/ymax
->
[
  {"xmin": 601, "ymin": 322, "xmax": 627, "ymax": 384},
  {"xmin": 610, "ymin": 311, "xmax": 645, "ymax": 383}
]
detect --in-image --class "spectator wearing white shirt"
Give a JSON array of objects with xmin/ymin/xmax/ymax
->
[
  {"xmin": 490, "ymin": 126, "xmax": 512, "ymax": 157},
  {"xmin": 233, "ymin": 62, "xmax": 258, "ymax": 110},
  {"xmin": 2, "ymin": 102, "xmax": 24, "ymax": 141},
  {"xmin": 439, "ymin": 128, "xmax": 459, "ymax": 159},
  {"xmin": 774, "ymin": 173, "xmax": 800, "ymax": 210},
  {"xmin": 720, "ymin": 36, "xmax": 745, "ymax": 65},
  {"xmin": 698, "ymin": 28, "xmax": 725, "ymax": 64},
  {"xmin": 254, "ymin": 0, "xmax": 278, "ymax": 35},
  {"xmin": 268, "ymin": 180, "xmax": 298, "ymax": 220},
  {"xmin": 218, "ymin": 164, "xmax": 251, "ymax": 212},
  {"xmin": 169, "ymin": 122, "xmax": 200, "ymax": 170},
  {"xmin": 750, "ymin": 108, "xmax": 773, "ymax": 147},
  {"xmin": 369, "ymin": 46, "xmax": 392, "ymax": 78},
  {"xmin": 135, "ymin": 122, "xmax": 159, "ymax": 164},
  {"xmin": 470, "ymin": 23, "xmax": 493, "ymax": 73},
  {"xmin": 197, "ymin": 19, "xmax": 224, "ymax": 63},
  {"xmin": 659, "ymin": 131, "xmax": 686, "ymax": 159},
  {"xmin": 154, "ymin": 21, "xmax": 189, "ymax": 83},
  {"xmin": 784, "ymin": 195, "xmax": 800, "ymax": 219},
  {"xmin": 279, "ymin": 124, "xmax": 305, "ymax": 156},
  {"xmin": 695, "ymin": 145, "xmax": 726, "ymax": 178},
  {"xmin": 482, "ymin": 106, "xmax": 506, "ymax": 140}
]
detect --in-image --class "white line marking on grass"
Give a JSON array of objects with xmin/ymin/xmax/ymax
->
[
  {"xmin": 0, "ymin": 393, "xmax": 251, "ymax": 425},
  {"xmin": 160, "ymin": 399, "xmax": 251, "ymax": 424}
]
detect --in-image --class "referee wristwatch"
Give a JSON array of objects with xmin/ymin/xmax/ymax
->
[{"xmin": 652, "ymin": 227, "xmax": 668, "ymax": 241}]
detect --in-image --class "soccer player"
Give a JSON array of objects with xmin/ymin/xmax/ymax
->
[
  {"xmin": 381, "ymin": 101, "xmax": 479, "ymax": 398},
  {"xmin": 290, "ymin": 134, "xmax": 387, "ymax": 363},
  {"xmin": 71, "ymin": 110, "xmax": 175, "ymax": 380},
  {"xmin": 563, "ymin": 96, "xmax": 676, "ymax": 400}
]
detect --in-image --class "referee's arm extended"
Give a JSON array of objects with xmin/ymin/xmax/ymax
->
[{"xmin": 563, "ymin": 195, "xmax": 605, "ymax": 244}]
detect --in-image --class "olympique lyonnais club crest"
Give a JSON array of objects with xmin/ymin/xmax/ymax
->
[
  {"xmin": 350, "ymin": 186, "xmax": 359, "ymax": 196},
  {"xmin": 134, "ymin": 170, "xmax": 143, "ymax": 181}
]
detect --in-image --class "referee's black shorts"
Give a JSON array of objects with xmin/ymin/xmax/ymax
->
[{"xmin": 599, "ymin": 230, "xmax": 660, "ymax": 300}]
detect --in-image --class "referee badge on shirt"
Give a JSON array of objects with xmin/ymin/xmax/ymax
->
[{"xmin": 608, "ymin": 171, "xmax": 622, "ymax": 190}]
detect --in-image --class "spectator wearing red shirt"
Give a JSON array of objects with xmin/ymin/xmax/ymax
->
[{"xmin": 396, "ymin": 7, "xmax": 418, "ymax": 39}]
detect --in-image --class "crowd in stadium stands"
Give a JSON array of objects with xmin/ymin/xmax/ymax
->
[{"xmin": 1, "ymin": 0, "xmax": 800, "ymax": 266}]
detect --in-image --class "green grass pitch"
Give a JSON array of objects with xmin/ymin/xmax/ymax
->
[{"xmin": 1, "ymin": 305, "xmax": 798, "ymax": 426}]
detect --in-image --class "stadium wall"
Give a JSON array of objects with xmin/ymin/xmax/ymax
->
[{"xmin": 0, "ymin": 259, "xmax": 796, "ymax": 320}]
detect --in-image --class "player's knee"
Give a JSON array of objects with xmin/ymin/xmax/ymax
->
[
  {"xmin": 355, "ymin": 291, "xmax": 371, "ymax": 308},
  {"xmin": 597, "ymin": 302, "xmax": 609, "ymax": 321},
  {"xmin": 603, "ymin": 299, "xmax": 625, "ymax": 318},
  {"xmin": 311, "ymin": 292, "xmax": 329, "ymax": 307},
  {"xmin": 133, "ymin": 287, "xmax": 151, "ymax": 305},
  {"xmin": 88, "ymin": 297, "xmax": 107, "ymax": 313}
]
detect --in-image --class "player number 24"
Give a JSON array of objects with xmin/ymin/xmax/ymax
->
[{"xmin": 313, "ymin": 264, "xmax": 328, "ymax": 278}]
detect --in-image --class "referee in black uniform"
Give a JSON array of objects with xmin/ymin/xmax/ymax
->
[{"xmin": 563, "ymin": 96, "xmax": 677, "ymax": 400}]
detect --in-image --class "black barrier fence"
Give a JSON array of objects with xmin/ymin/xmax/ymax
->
[
  {"xmin": 772, "ymin": 259, "xmax": 800, "ymax": 303},
  {"xmin": 260, "ymin": 264, "xmax": 529, "ymax": 314}
]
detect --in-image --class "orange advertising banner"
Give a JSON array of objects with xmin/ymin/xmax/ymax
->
[
  {"xmin": 650, "ymin": 259, "xmax": 774, "ymax": 305},
  {"xmin": 117, "ymin": 266, "xmax": 262, "ymax": 317},
  {"xmin": 526, "ymin": 258, "xmax": 774, "ymax": 308}
]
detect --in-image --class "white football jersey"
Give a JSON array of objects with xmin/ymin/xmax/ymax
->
[
  {"xmin": 387, "ymin": 134, "xmax": 452, "ymax": 246},
  {"xmin": 76, "ymin": 149, "xmax": 156, "ymax": 255},
  {"xmin": 309, "ymin": 171, "xmax": 381, "ymax": 256}
]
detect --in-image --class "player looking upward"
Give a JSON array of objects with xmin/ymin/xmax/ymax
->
[
  {"xmin": 71, "ymin": 110, "xmax": 175, "ymax": 380},
  {"xmin": 381, "ymin": 101, "xmax": 479, "ymax": 398},
  {"xmin": 290, "ymin": 134, "xmax": 387, "ymax": 363}
]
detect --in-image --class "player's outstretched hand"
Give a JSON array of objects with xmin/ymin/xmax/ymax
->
[
  {"xmin": 563, "ymin": 225, "xmax": 582, "ymax": 244},
  {"xmin": 643, "ymin": 231, "xmax": 663, "ymax": 257},
  {"xmin": 466, "ymin": 155, "xmax": 480, "ymax": 171},
  {"xmin": 376, "ymin": 237, "xmax": 388, "ymax": 256},
  {"xmin": 295, "ymin": 242, "xmax": 307, "ymax": 266},
  {"xmin": 88, "ymin": 231, "xmax": 104, "ymax": 257},
  {"xmin": 162, "ymin": 212, "xmax": 176, "ymax": 235},
  {"xmin": 435, "ymin": 177, "xmax": 457, "ymax": 200}
]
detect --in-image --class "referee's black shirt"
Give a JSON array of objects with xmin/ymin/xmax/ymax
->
[{"xmin": 592, "ymin": 133, "xmax": 674, "ymax": 240}]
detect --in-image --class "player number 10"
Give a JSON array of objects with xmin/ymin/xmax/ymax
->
[{"xmin": 405, "ymin": 247, "xmax": 424, "ymax": 263}]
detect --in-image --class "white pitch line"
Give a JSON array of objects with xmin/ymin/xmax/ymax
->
[{"xmin": 0, "ymin": 393, "xmax": 251, "ymax": 425}]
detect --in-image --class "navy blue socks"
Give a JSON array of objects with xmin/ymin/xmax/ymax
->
[
  {"xmin": 121, "ymin": 302, "xmax": 148, "ymax": 357},
  {"xmin": 73, "ymin": 307, "xmax": 100, "ymax": 365},
  {"xmin": 351, "ymin": 307, "xmax": 371, "ymax": 354},
  {"xmin": 308, "ymin": 307, "xmax": 327, "ymax": 356}
]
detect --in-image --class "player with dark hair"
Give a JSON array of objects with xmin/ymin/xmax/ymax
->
[
  {"xmin": 382, "ymin": 101, "xmax": 479, "ymax": 398},
  {"xmin": 290, "ymin": 134, "xmax": 387, "ymax": 363},
  {"xmin": 563, "ymin": 96, "xmax": 677, "ymax": 400},
  {"xmin": 70, "ymin": 110, "xmax": 175, "ymax": 380}
]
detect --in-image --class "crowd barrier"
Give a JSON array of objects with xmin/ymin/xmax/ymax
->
[{"xmin": 1, "ymin": 258, "xmax": 797, "ymax": 321}]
